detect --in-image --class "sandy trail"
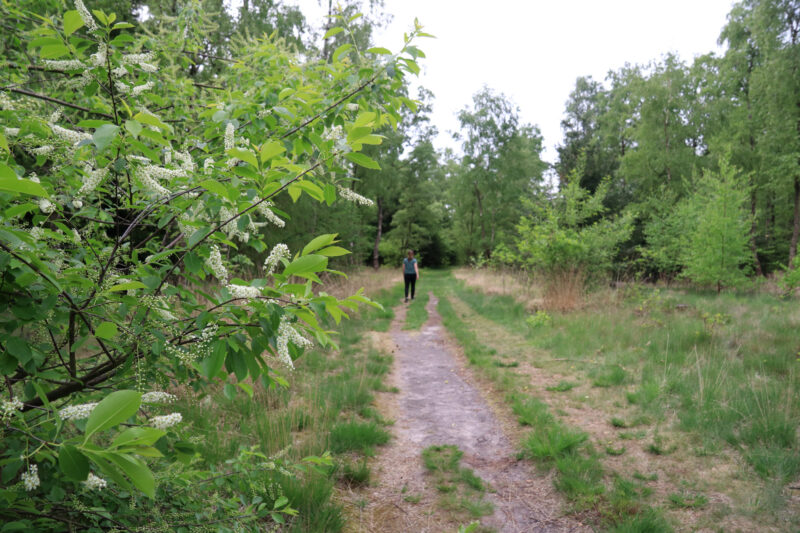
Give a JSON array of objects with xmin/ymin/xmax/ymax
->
[{"xmin": 360, "ymin": 294, "xmax": 586, "ymax": 533}]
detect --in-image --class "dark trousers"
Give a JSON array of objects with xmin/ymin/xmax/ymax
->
[{"xmin": 404, "ymin": 273, "xmax": 417, "ymax": 299}]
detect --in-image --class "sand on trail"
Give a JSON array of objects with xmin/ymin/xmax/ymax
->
[{"xmin": 351, "ymin": 294, "xmax": 587, "ymax": 533}]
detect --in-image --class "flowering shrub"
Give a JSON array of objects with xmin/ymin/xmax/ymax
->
[{"xmin": 0, "ymin": 0, "xmax": 426, "ymax": 528}]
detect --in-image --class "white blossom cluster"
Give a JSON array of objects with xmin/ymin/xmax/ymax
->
[
  {"xmin": 51, "ymin": 124, "xmax": 91, "ymax": 146},
  {"xmin": 256, "ymin": 201, "xmax": 285, "ymax": 228},
  {"xmin": 203, "ymin": 158, "xmax": 214, "ymax": 175},
  {"xmin": 75, "ymin": 0, "xmax": 97, "ymax": 31},
  {"xmin": 21, "ymin": 464, "xmax": 39, "ymax": 491},
  {"xmin": 345, "ymin": 103, "xmax": 359, "ymax": 111},
  {"xmin": 29, "ymin": 227, "xmax": 45, "ymax": 241},
  {"xmin": 226, "ymin": 284, "xmax": 263, "ymax": 300},
  {"xmin": 141, "ymin": 391, "xmax": 177, "ymax": 404},
  {"xmin": 30, "ymin": 145, "xmax": 54, "ymax": 156},
  {"xmin": 59, "ymin": 402, "xmax": 98, "ymax": 421},
  {"xmin": 276, "ymin": 316, "xmax": 313, "ymax": 370},
  {"xmin": 1, "ymin": 398, "xmax": 23, "ymax": 421},
  {"xmin": 219, "ymin": 206, "xmax": 250, "ymax": 242},
  {"xmin": 121, "ymin": 52, "xmax": 156, "ymax": 66},
  {"xmin": 224, "ymin": 123, "xmax": 235, "ymax": 151},
  {"xmin": 112, "ymin": 65, "xmax": 128, "ymax": 77},
  {"xmin": 43, "ymin": 59, "xmax": 84, "ymax": 71},
  {"xmin": 337, "ymin": 185, "xmax": 374, "ymax": 206},
  {"xmin": 77, "ymin": 166, "xmax": 109, "ymax": 196},
  {"xmin": 140, "ymin": 294, "xmax": 177, "ymax": 321},
  {"xmin": 264, "ymin": 243, "xmax": 290, "ymax": 275},
  {"xmin": 166, "ymin": 344, "xmax": 196, "ymax": 366},
  {"xmin": 131, "ymin": 81, "xmax": 155, "ymax": 97},
  {"xmin": 90, "ymin": 44, "xmax": 107, "ymax": 67},
  {"xmin": 83, "ymin": 472, "xmax": 107, "ymax": 490},
  {"xmin": 0, "ymin": 93, "xmax": 16, "ymax": 110},
  {"xmin": 66, "ymin": 71, "xmax": 93, "ymax": 89},
  {"xmin": 174, "ymin": 151, "xmax": 195, "ymax": 172},
  {"xmin": 4, "ymin": 127, "xmax": 19, "ymax": 137},
  {"xmin": 38, "ymin": 198, "xmax": 55, "ymax": 214},
  {"xmin": 205, "ymin": 245, "xmax": 228, "ymax": 282},
  {"xmin": 150, "ymin": 412, "xmax": 182, "ymax": 429},
  {"xmin": 323, "ymin": 125, "xmax": 344, "ymax": 142},
  {"xmin": 136, "ymin": 167, "xmax": 172, "ymax": 197}
]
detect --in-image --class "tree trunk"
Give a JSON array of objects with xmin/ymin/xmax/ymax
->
[
  {"xmin": 790, "ymin": 176, "xmax": 800, "ymax": 268},
  {"xmin": 749, "ymin": 190, "xmax": 763, "ymax": 276},
  {"xmin": 372, "ymin": 197, "xmax": 382, "ymax": 270},
  {"xmin": 474, "ymin": 183, "xmax": 485, "ymax": 253}
]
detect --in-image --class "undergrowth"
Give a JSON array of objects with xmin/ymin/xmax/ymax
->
[{"xmin": 175, "ymin": 281, "xmax": 400, "ymax": 532}]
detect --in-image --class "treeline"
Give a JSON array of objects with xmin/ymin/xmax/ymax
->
[{"xmin": 317, "ymin": 0, "xmax": 800, "ymax": 292}]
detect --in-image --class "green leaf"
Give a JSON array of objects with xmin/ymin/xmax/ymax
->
[
  {"xmin": 302, "ymin": 234, "xmax": 337, "ymax": 256},
  {"xmin": 356, "ymin": 134, "xmax": 383, "ymax": 145},
  {"xmin": 237, "ymin": 382, "xmax": 254, "ymax": 398},
  {"xmin": 344, "ymin": 152, "xmax": 381, "ymax": 170},
  {"xmin": 59, "ymin": 445, "xmax": 89, "ymax": 481},
  {"xmin": 316, "ymin": 246, "xmax": 350, "ymax": 257},
  {"xmin": 94, "ymin": 321, "xmax": 118, "ymax": 339},
  {"xmin": 133, "ymin": 111, "xmax": 172, "ymax": 133},
  {"xmin": 6, "ymin": 337, "xmax": 32, "ymax": 365},
  {"xmin": 295, "ymin": 180, "xmax": 324, "ymax": 202},
  {"xmin": 0, "ymin": 163, "xmax": 49, "ymax": 197},
  {"xmin": 227, "ymin": 148, "xmax": 258, "ymax": 168},
  {"xmin": 112, "ymin": 427, "xmax": 166, "ymax": 448},
  {"xmin": 0, "ymin": 131, "xmax": 8, "ymax": 153},
  {"xmin": 347, "ymin": 126, "xmax": 371, "ymax": 143},
  {"xmin": 332, "ymin": 44, "xmax": 353, "ymax": 63},
  {"xmin": 283, "ymin": 254, "xmax": 328, "ymax": 277},
  {"xmin": 84, "ymin": 390, "xmax": 142, "ymax": 442},
  {"xmin": 288, "ymin": 183, "xmax": 302, "ymax": 203},
  {"xmin": 93, "ymin": 124, "xmax": 120, "ymax": 152},
  {"xmin": 63, "ymin": 10, "xmax": 84, "ymax": 36},
  {"xmin": 366, "ymin": 47, "xmax": 392, "ymax": 55},
  {"xmin": 40, "ymin": 44, "xmax": 69, "ymax": 59},
  {"xmin": 201, "ymin": 341, "xmax": 227, "ymax": 379},
  {"xmin": 106, "ymin": 281, "xmax": 147, "ymax": 293},
  {"xmin": 105, "ymin": 452, "xmax": 155, "ymax": 498},
  {"xmin": 124, "ymin": 120, "xmax": 143, "ymax": 138},
  {"xmin": 323, "ymin": 27, "xmax": 343, "ymax": 39},
  {"xmin": 259, "ymin": 141, "xmax": 286, "ymax": 163},
  {"xmin": 200, "ymin": 179, "xmax": 227, "ymax": 197},
  {"xmin": 324, "ymin": 183, "xmax": 336, "ymax": 206}
]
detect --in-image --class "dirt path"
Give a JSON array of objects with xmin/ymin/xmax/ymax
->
[{"xmin": 356, "ymin": 294, "xmax": 586, "ymax": 533}]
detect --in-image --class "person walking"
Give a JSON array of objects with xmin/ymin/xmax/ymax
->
[{"xmin": 402, "ymin": 249, "xmax": 419, "ymax": 303}]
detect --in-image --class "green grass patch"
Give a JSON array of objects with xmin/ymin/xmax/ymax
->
[
  {"xmin": 328, "ymin": 420, "xmax": 390, "ymax": 454},
  {"xmin": 421, "ymin": 443, "xmax": 491, "ymax": 523},
  {"xmin": 546, "ymin": 380, "xmax": 578, "ymax": 392},
  {"xmin": 510, "ymin": 394, "xmax": 554, "ymax": 427},
  {"xmin": 403, "ymin": 289, "xmax": 430, "ymax": 329}
]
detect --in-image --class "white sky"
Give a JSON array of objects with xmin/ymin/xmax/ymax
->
[{"xmin": 287, "ymin": 0, "xmax": 737, "ymax": 164}]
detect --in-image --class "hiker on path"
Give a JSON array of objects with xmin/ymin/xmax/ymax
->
[{"xmin": 402, "ymin": 249, "xmax": 420, "ymax": 302}]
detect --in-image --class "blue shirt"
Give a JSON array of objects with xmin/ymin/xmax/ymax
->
[{"xmin": 403, "ymin": 257, "xmax": 417, "ymax": 274}]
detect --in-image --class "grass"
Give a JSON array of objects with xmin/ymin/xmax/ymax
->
[
  {"xmin": 329, "ymin": 420, "xmax": 390, "ymax": 454},
  {"xmin": 429, "ymin": 271, "xmax": 675, "ymax": 529},
  {"xmin": 439, "ymin": 268, "xmax": 800, "ymax": 528},
  {"xmin": 546, "ymin": 380, "xmax": 578, "ymax": 392},
  {"xmin": 421, "ymin": 444, "xmax": 494, "ymax": 522},
  {"xmin": 403, "ymin": 288, "xmax": 430, "ymax": 329},
  {"xmin": 176, "ymin": 271, "xmax": 401, "ymax": 532}
]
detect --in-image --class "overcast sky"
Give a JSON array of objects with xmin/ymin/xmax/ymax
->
[{"xmin": 287, "ymin": 0, "xmax": 737, "ymax": 163}]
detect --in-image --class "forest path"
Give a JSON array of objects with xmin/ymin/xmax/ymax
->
[{"xmin": 355, "ymin": 293, "xmax": 586, "ymax": 533}]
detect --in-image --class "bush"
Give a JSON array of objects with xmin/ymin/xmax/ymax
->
[{"xmin": 0, "ymin": 1, "xmax": 426, "ymax": 529}]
